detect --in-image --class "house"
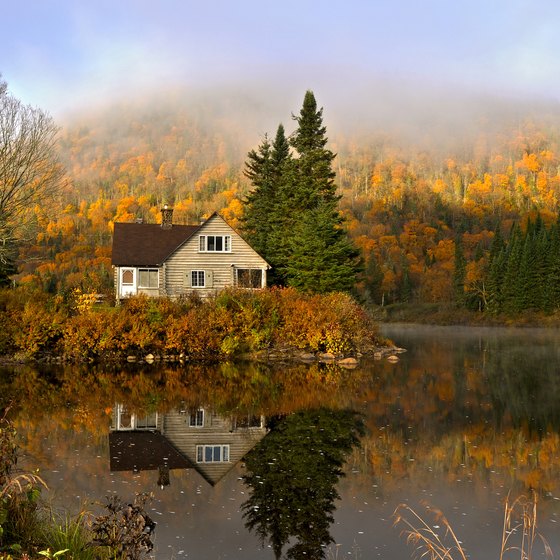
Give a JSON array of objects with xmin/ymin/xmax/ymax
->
[
  {"xmin": 109, "ymin": 403, "xmax": 267, "ymax": 487},
  {"xmin": 111, "ymin": 207, "xmax": 269, "ymax": 300}
]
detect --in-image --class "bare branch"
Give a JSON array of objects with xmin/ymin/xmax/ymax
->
[{"xmin": 0, "ymin": 80, "xmax": 66, "ymax": 273}]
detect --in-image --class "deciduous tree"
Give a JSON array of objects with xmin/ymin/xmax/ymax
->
[{"xmin": 0, "ymin": 78, "xmax": 65, "ymax": 280}]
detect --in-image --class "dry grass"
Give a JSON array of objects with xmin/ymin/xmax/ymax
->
[{"xmin": 393, "ymin": 493, "xmax": 554, "ymax": 560}]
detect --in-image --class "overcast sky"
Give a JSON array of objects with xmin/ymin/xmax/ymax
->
[{"xmin": 3, "ymin": 0, "xmax": 560, "ymax": 123}]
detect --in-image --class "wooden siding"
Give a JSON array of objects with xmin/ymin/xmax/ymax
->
[
  {"xmin": 164, "ymin": 214, "xmax": 269, "ymax": 298},
  {"xmin": 162, "ymin": 409, "xmax": 267, "ymax": 485}
]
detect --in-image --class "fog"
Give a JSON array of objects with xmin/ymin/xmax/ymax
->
[{"xmin": 57, "ymin": 72, "xmax": 560, "ymax": 162}]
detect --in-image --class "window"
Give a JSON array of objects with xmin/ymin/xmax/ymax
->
[
  {"xmin": 189, "ymin": 409, "xmax": 204, "ymax": 427},
  {"xmin": 191, "ymin": 270, "xmax": 205, "ymax": 287},
  {"xmin": 196, "ymin": 445, "xmax": 230, "ymax": 463},
  {"xmin": 122, "ymin": 269, "xmax": 134, "ymax": 285},
  {"xmin": 138, "ymin": 269, "xmax": 158, "ymax": 288},
  {"xmin": 235, "ymin": 415, "xmax": 264, "ymax": 429},
  {"xmin": 199, "ymin": 235, "xmax": 231, "ymax": 252},
  {"xmin": 115, "ymin": 405, "xmax": 157, "ymax": 430},
  {"xmin": 236, "ymin": 269, "xmax": 263, "ymax": 289},
  {"xmin": 135, "ymin": 412, "xmax": 158, "ymax": 430}
]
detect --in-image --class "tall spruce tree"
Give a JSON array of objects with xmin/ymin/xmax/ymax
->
[
  {"xmin": 453, "ymin": 235, "xmax": 466, "ymax": 305},
  {"xmin": 290, "ymin": 90, "xmax": 339, "ymax": 207},
  {"xmin": 242, "ymin": 91, "xmax": 361, "ymax": 293},
  {"xmin": 242, "ymin": 133, "xmax": 274, "ymax": 257},
  {"xmin": 242, "ymin": 124, "xmax": 293, "ymax": 284},
  {"xmin": 284, "ymin": 200, "xmax": 361, "ymax": 294}
]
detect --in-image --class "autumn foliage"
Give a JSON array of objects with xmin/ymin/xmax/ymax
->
[{"xmin": 0, "ymin": 288, "xmax": 378, "ymax": 362}]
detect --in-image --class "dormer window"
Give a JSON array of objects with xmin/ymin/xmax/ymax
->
[{"xmin": 199, "ymin": 235, "xmax": 231, "ymax": 252}]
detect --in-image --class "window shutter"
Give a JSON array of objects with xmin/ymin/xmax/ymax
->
[
  {"xmin": 184, "ymin": 271, "xmax": 192, "ymax": 288},
  {"xmin": 206, "ymin": 270, "xmax": 214, "ymax": 288}
]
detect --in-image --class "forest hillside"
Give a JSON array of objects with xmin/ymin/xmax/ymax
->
[{"xmin": 13, "ymin": 90, "xmax": 560, "ymax": 315}]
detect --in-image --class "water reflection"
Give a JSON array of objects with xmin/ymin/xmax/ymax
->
[
  {"xmin": 242, "ymin": 409, "xmax": 364, "ymax": 560},
  {"xmin": 109, "ymin": 404, "xmax": 267, "ymax": 487},
  {"xmin": 1, "ymin": 326, "xmax": 560, "ymax": 558}
]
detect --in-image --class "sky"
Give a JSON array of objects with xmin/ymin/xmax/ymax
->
[{"xmin": 3, "ymin": 0, "xmax": 560, "ymax": 125}]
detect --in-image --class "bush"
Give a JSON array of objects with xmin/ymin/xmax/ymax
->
[{"xmin": 1, "ymin": 288, "xmax": 380, "ymax": 362}]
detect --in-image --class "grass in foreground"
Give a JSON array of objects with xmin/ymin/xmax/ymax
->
[{"xmin": 393, "ymin": 493, "xmax": 553, "ymax": 560}]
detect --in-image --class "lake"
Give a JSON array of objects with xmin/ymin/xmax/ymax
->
[{"xmin": 3, "ymin": 324, "xmax": 560, "ymax": 559}]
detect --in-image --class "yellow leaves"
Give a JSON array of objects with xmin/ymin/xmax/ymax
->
[
  {"xmin": 516, "ymin": 152, "xmax": 541, "ymax": 173},
  {"xmin": 220, "ymin": 198, "xmax": 243, "ymax": 228},
  {"xmin": 431, "ymin": 178, "xmax": 446, "ymax": 194},
  {"xmin": 431, "ymin": 239, "xmax": 454, "ymax": 263}
]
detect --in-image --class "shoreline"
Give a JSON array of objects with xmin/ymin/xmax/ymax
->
[{"xmin": 372, "ymin": 302, "xmax": 560, "ymax": 328}]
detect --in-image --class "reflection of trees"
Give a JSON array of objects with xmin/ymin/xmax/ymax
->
[
  {"xmin": 241, "ymin": 409, "xmax": 364, "ymax": 560},
  {"xmin": 0, "ymin": 362, "xmax": 370, "ymax": 436},
  {"xmin": 483, "ymin": 344, "xmax": 560, "ymax": 434}
]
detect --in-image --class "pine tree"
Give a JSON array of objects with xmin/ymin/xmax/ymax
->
[
  {"xmin": 290, "ymin": 90, "xmax": 339, "ymax": 207},
  {"xmin": 242, "ymin": 91, "xmax": 361, "ymax": 293},
  {"xmin": 283, "ymin": 91, "xmax": 360, "ymax": 292},
  {"xmin": 284, "ymin": 200, "xmax": 361, "ymax": 294},
  {"xmin": 501, "ymin": 225, "xmax": 524, "ymax": 313},
  {"xmin": 241, "ymin": 124, "xmax": 293, "ymax": 285},
  {"xmin": 241, "ymin": 133, "xmax": 274, "ymax": 257},
  {"xmin": 453, "ymin": 235, "xmax": 466, "ymax": 305}
]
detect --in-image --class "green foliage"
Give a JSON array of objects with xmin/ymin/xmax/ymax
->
[
  {"xmin": 0, "ymin": 410, "xmax": 47, "ymax": 554},
  {"xmin": 485, "ymin": 215, "xmax": 560, "ymax": 315},
  {"xmin": 242, "ymin": 91, "xmax": 361, "ymax": 293},
  {"xmin": 39, "ymin": 510, "xmax": 95, "ymax": 560},
  {"xmin": 453, "ymin": 235, "xmax": 466, "ymax": 304}
]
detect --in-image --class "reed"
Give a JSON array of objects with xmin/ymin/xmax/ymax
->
[{"xmin": 393, "ymin": 493, "xmax": 553, "ymax": 560}]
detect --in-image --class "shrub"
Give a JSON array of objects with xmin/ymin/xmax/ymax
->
[{"xmin": 91, "ymin": 493, "xmax": 155, "ymax": 560}]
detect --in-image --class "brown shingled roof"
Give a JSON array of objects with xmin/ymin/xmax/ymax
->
[
  {"xmin": 111, "ymin": 222, "xmax": 200, "ymax": 266},
  {"xmin": 109, "ymin": 431, "xmax": 193, "ymax": 472}
]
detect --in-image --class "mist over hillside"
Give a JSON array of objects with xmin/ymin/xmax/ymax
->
[{"xmin": 57, "ymin": 80, "xmax": 560, "ymax": 176}]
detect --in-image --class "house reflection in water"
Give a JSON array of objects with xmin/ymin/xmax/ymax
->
[{"xmin": 109, "ymin": 404, "xmax": 267, "ymax": 486}]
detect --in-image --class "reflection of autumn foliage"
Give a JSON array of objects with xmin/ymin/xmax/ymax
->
[
  {"xmin": 349, "ymin": 352, "xmax": 560, "ymax": 497},
  {"xmin": 0, "ymin": 361, "xmax": 373, "ymax": 443}
]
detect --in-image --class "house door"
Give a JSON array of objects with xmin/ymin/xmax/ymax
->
[{"xmin": 120, "ymin": 267, "xmax": 136, "ymax": 297}]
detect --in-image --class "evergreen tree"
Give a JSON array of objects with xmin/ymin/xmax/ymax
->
[
  {"xmin": 400, "ymin": 259, "xmax": 412, "ymax": 303},
  {"xmin": 486, "ymin": 225, "xmax": 506, "ymax": 313},
  {"xmin": 242, "ymin": 126, "xmax": 292, "ymax": 256},
  {"xmin": 242, "ymin": 409, "xmax": 364, "ymax": 560},
  {"xmin": 241, "ymin": 133, "xmax": 274, "ymax": 256},
  {"xmin": 242, "ymin": 91, "xmax": 361, "ymax": 293},
  {"xmin": 544, "ymin": 218, "xmax": 560, "ymax": 311},
  {"xmin": 501, "ymin": 224, "xmax": 524, "ymax": 313},
  {"xmin": 290, "ymin": 90, "xmax": 339, "ymax": 207},
  {"xmin": 453, "ymin": 235, "xmax": 466, "ymax": 305},
  {"xmin": 284, "ymin": 200, "xmax": 361, "ymax": 294}
]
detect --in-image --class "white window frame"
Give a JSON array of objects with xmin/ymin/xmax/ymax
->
[
  {"xmin": 199, "ymin": 235, "xmax": 231, "ymax": 253},
  {"xmin": 120, "ymin": 268, "xmax": 136, "ymax": 297},
  {"xmin": 191, "ymin": 270, "xmax": 205, "ymax": 288},
  {"xmin": 189, "ymin": 409, "xmax": 204, "ymax": 427},
  {"xmin": 115, "ymin": 404, "xmax": 158, "ymax": 431},
  {"xmin": 138, "ymin": 268, "xmax": 159, "ymax": 289},
  {"xmin": 196, "ymin": 444, "xmax": 230, "ymax": 463}
]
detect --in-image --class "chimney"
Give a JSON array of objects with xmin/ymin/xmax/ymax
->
[{"xmin": 161, "ymin": 205, "xmax": 173, "ymax": 229}]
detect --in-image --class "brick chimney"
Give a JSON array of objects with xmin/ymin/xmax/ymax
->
[{"xmin": 161, "ymin": 205, "xmax": 173, "ymax": 229}]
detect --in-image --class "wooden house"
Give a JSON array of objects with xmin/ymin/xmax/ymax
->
[
  {"xmin": 109, "ymin": 404, "xmax": 267, "ymax": 486},
  {"xmin": 111, "ymin": 207, "xmax": 269, "ymax": 301}
]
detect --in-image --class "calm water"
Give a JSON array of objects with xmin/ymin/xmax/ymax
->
[{"xmin": 4, "ymin": 324, "xmax": 560, "ymax": 559}]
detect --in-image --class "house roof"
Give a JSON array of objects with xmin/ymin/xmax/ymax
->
[
  {"xmin": 109, "ymin": 431, "xmax": 193, "ymax": 472},
  {"xmin": 111, "ymin": 222, "xmax": 200, "ymax": 266}
]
